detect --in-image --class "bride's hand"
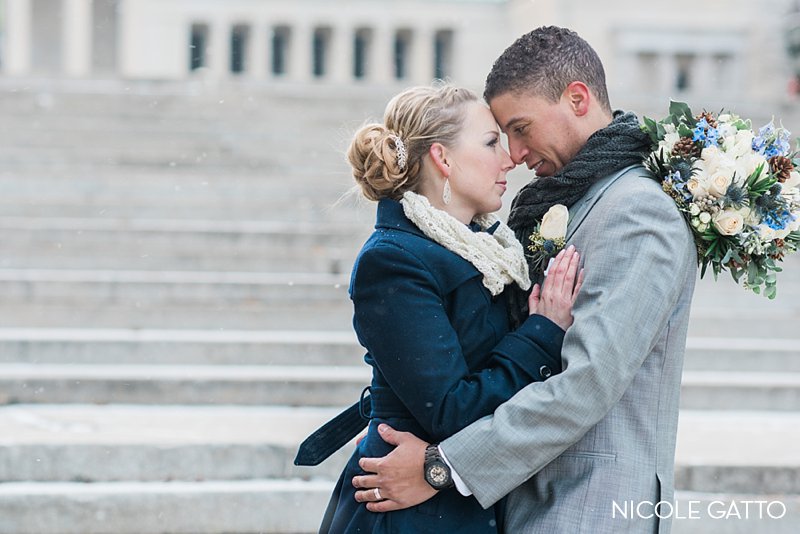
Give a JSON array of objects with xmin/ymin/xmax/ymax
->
[{"xmin": 528, "ymin": 245, "xmax": 584, "ymax": 330}]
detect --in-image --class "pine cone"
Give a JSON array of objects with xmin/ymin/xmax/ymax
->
[
  {"xmin": 696, "ymin": 111, "xmax": 718, "ymax": 129},
  {"xmin": 672, "ymin": 136, "xmax": 701, "ymax": 159},
  {"xmin": 769, "ymin": 155, "xmax": 793, "ymax": 183}
]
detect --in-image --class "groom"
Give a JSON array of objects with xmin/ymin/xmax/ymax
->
[{"xmin": 352, "ymin": 26, "xmax": 697, "ymax": 533}]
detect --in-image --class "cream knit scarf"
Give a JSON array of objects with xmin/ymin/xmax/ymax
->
[{"xmin": 400, "ymin": 191, "xmax": 531, "ymax": 296}]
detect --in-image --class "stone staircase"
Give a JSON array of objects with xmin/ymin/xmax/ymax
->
[{"xmin": 0, "ymin": 83, "xmax": 798, "ymax": 533}]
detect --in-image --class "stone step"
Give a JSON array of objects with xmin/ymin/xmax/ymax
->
[
  {"xmin": 0, "ymin": 363, "xmax": 369, "ymax": 406},
  {"xmin": 0, "ymin": 172, "xmax": 367, "ymax": 221},
  {"xmin": 0, "ymin": 329, "xmax": 364, "ymax": 366},
  {"xmin": 0, "ymin": 270, "xmax": 354, "ymax": 329},
  {"xmin": 686, "ymin": 307, "xmax": 800, "ymax": 338},
  {"xmin": 0, "ymin": 363, "xmax": 798, "ymax": 410},
  {"xmin": 683, "ymin": 337, "xmax": 800, "ymax": 371},
  {"xmin": 0, "ymin": 329, "xmax": 798, "ymax": 372},
  {"xmin": 0, "ymin": 83, "xmax": 390, "ymax": 121},
  {"xmin": 0, "ymin": 269, "xmax": 351, "ymax": 304},
  {"xmin": 0, "ymin": 407, "xmax": 798, "ymax": 533},
  {"xmin": 0, "ymin": 89, "xmax": 379, "ymax": 170},
  {"xmin": 670, "ymin": 492, "xmax": 800, "ymax": 534},
  {"xmin": 679, "ymin": 371, "xmax": 800, "ymax": 411},
  {"xmin": 0, "ymin": 405, "xmax": 351, "ymax": 483},
  {"xmin": 0, "ymin": 406, "xmax": 797, "ymax": 492},
  {"xmin": 0, "ymin": 479, "xmax": 335, "ymax": 534},
  {"xmin": 0, "ymin": 215, "xmax": 368, "ymax": 270},
  {"xmin": 0, "ymin": 300, "xmax": 351, "ymax": 330},
  {"xmin": 1, "ymin": 483, "xmax": 797, "ymax": 534},
  {"xmin": 3, "ymin": 267, "xmax": 800, "ymax": 332},
  {"xmin": 6, "ymin": 301, "xmax": 797, "ymax": 337}
]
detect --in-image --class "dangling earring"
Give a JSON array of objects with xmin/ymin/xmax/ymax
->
[{"xmin": 442, "ymin": 179, "xmax": 452, "ymax": 205}]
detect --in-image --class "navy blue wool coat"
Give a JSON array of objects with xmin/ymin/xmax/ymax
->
[{"xmin": 320, "ymin": 199, "xmax": 564, "ymax": 534}]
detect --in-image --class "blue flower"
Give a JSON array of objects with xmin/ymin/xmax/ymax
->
[
  {"xmin": 542, "ymin": 240, "xmax": 555, "ymax": 254},
  {"xmin": 764, "ymin": 210, "xmax": 793, "ymax": 230},
  {"xmin": 692, "ymin": 126, "xmax": 707, "ymax": 143},
  {"xmin": 753, "ymin": 121, "xmax": 793, "ymax": 157},
  {"xmin": 704, "ymin": 127, "xmax": 719, "ymax": 147},
  {"xmin": 776, "ymin": 130, "xmax": 792, "ymax": 156}
]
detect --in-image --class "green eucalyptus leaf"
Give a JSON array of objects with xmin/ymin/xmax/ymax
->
[{"xmin": 669, "ymin": 101, "xmax": 694, "ymax": 123}]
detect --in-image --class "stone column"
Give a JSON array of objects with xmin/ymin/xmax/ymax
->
[
  {"xmin": 370, "ymin": 26, "xmax": 393, "ymax": 84},
  {"xmin": 694, "ymin": 53, "xmax": 714, "ymax": 99},
  {"xmin": 290, "ymin": 23, "xmax": 312, "ymax": 82},
  {"xmin": 249, "ymin": 24, "xmax": 267, "ymax": 79},
  {"xmin": 658, "ymin": 52, "xmax": 676, "ymax": 97},
  {"xmin": 62, "ymin": 0, "xmax": 93, "ymax": 77},
  {"xmin": 208, "ymin": 19, "xmax": 229, "ymax": 79},
  {"xmin": 411, "ymin": 27, "xmax": 434, "ymax": 84},
  {"xmin": 329, "ymin": 25, "xmax": 351, "ymax": 83},
  {"xmin": 4, "ymin": 0, "xmax": 32, "ymax": 75}
]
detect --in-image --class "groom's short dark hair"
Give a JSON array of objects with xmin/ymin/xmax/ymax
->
[{"xmin": 484, "ymin": 26, "xmax": 611, "ymax": 113}]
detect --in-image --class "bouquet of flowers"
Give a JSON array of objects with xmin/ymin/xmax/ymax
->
[{"xmin": 642, "ymin": 101, "xmax": 800, "ymax": 298}]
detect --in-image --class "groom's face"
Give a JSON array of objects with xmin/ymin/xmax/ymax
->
[{"xmin": 489, "ymin": 91, "xmax": 584, "ymax": 178}]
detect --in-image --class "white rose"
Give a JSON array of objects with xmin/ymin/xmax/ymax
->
[
  {"xmin": 713, "ymin": 209, "xmax": 745, "ymax": 236},
  {"xmin": 660, "ymin": 132, "xmax": 681, "ymax": 154},
  {"xmin": 734, "ymin": 153, "xmax": 767, "ymax": 185},
  {"xmin": 739, "ymin": 207, "xmax": 760, "ymax": 226},
  {"xmin": 694, "ymin": 157, "xmax": 714, "ymax": 177},
  {"xmin": 701, "ymin": 146, "xmax": 722, "ymax": 173},
  {"xmin": 539, "ymin": 204, "xmax": 569, "ymax": 240},
  {"xmin": 699, "ymin": 211, "xmax": 712, "ymax": 224},
  {"xmin": 689, "ymin": 203, "xmax": 701, "ymax": 216},
  {"xmin": 730, "ymin": 130, "xmax": 755, "ymax": 158},
  {"xmin": 686, "ymin": 176, "xmax": 709, "ymax": 198},
  {"xmin": 708, "ymin": 168, "xmax": 734, "ymax": 198},
  {"xmin": 718, "ymin": 123, "xmax": 737, "ymax": 140}
]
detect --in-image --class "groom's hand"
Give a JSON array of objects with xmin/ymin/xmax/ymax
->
[{"xmin": 352, "ymin": 424, "xmax": 437, "ymax": 512}]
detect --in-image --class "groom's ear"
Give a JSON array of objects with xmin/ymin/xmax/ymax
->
[
  {"xmin": 429, "ymin": 143, "xmax": 451, "ymax": 177},
  {"xmin": 564, "ymin": 81, "xmax": 591, "ymax": 117}
]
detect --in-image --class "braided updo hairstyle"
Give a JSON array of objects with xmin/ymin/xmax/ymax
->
[{"xmin": 348, "ymin": 84, "xmax": 480, "ymax": 201}]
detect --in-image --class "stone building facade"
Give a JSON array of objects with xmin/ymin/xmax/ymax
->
[{"xmin": 2, "ymin": 0, "xmax": 800, "ymax": 120}]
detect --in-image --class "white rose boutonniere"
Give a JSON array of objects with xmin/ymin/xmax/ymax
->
[
  {"xmin": 539, "ymin": 204, "xmax": 569, "ymax": 239},
  {"xmin": 527, "ymin": 204, "xmax": 568, "ymax": 275}
]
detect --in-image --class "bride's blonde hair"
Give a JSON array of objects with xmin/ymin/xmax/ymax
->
[{"xmin": 348, "ymin": 84, "xmax": 479, "ymax": 201}]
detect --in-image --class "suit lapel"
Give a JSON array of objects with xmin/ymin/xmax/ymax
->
[{"xmin": 565, "ymin": 164, "xmax": 641, "ymax": 241}]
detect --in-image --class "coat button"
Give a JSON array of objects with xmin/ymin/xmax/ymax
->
[{"xmin": 539, "ymin": 365, "xmax": 552, "ymax": 379}]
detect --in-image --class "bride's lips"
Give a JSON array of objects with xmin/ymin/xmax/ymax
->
[{"xmin": 496, "ymin": 181, "xmax": 507, "ymax": 191}]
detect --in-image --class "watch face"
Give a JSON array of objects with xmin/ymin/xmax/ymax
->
[{"xmin": 427, "ymin": 462, "xmax": 450, "ymax": 486}]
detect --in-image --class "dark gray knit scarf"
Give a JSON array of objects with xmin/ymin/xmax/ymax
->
[{"xmin": 506, "ymin": 110, "xmax": 651, "ymax": 326}]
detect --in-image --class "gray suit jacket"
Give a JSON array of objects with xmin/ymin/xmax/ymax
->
[{"xmin": 440, "ymin": 164, "xmax": 697, "ymax": 534}]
